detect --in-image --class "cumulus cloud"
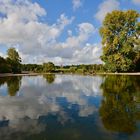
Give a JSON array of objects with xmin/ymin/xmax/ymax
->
[
  {"xmin": 20, "ymin": 22, "xmax": 101, "ymax": 65},
  {"xmin": 0, "ymin": 0, "xmax": 102, "ymax": 65},
  {"xmin": 0, "ymin": 0, "xmax": 46, "ymax": 22},
  {"xmin": 59, "ymin": 23, "xmax": 95, "ymax": 50},
  {"xmin": 37, "ymin": 23, "xmax": 102, "ymax": 65},
  {"xmin": 72, "ymin": 43, "xmax": 102, "ymax": 64},
  {"xmin": 132, "ymin": 0, "xmax": 140, "ymax": 5},
  {"xmin": 72, "ymin": 0, "xmax": 82, "ymax": 11},
  {"xmin": 95, "ymin": 0, "xmax": 120, "ymax": 22},
  {"xmin": 0, "ymin": 1, "xmax": 74, "ymax": 53}
]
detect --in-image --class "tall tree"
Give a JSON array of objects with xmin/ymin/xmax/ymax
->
[
  {"xmin": 100, "ymin": 10, "xmax": 140, "ymax": 72},
  {"xmin": 7, "ymin": 48, "xmax": 22, "ymax": 73},
  {"xmin": 7, "ymin": 48, "xmax": 21, "ymax": 63},
  {"xmin": 43, "ymin": 62, "xmax": 55, "ymax": 73}
]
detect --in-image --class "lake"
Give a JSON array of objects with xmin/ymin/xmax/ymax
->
[{"xmin": 0, "ymin": 74, "xmax": 140, "ymax": 140}]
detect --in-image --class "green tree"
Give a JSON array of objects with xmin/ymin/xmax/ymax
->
[
  {"xmin": 7, "ymin": 48, "xmax": 22, "ymax": 73},
  {"xmin": 7, "ymin": 48, "xmax": 21, "ymax": 63},
  {"xmin": 43, "ymin": 62, "xmax": 55, "ymax": 73},
  {"xmin": 0, "ymin": 56, "xmax": 11, "ymax": 73},
  {"xmin": 134, "ymin": 39, "xmax": 140, "ymax": 71},
  {"xmin": 100, "ymin": 10, "xmax": 140, "ymax": 72},
  {"xmin": 70, "ymin": 66, "xmax": 77, "ymax": 73}
]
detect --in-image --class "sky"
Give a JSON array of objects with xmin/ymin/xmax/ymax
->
[{"xmin": 0, "ymin": 0, "xmax": 140, "ymax": 65}]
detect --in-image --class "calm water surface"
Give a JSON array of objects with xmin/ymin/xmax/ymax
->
[{"xmin": 0, "ymin": 74, "xmax": 140, "ymax": 140}]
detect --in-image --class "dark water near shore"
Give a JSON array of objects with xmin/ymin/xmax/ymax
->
[{"xmin": 0, "ymin": 74, "xmax": 140, "ymax": 140}]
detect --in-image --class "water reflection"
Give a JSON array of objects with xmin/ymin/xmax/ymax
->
[
  {"xmin": 100, "ymin": 75, "xmax": 140, "ymax": 134},
  {"xmin": 43, "ymin": 74, "xmax": 56, "ymax": 84},
  {"xmin": 0, "ymin": 75, "xmax": 139, "ymax": 140},
  {"xmin": 0, "ymin": 76, "xmax": 22, "ymax": 96}
]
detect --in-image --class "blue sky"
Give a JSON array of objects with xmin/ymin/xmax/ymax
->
[{"xmin": 0, "ymin": 0, "xmax": 140, "ymax": 65}]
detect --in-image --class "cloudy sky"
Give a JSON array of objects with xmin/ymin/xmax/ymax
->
[{"xmin": 0, "ymin": 0, "xmax": 140, "ymax": 65}]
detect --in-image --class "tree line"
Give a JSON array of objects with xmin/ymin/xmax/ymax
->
[
  {"xmin": 0, "ymin": 48, "xmax": 104, "ymax": 74},
  {"xmin": 22, "ymin": 63, "xmax": 104, "ymax": 74}
]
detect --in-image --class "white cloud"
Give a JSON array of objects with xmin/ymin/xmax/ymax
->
[
  {"xmin": 34, "ymin": 22, "xmax": 102, "ymax": 65},
  {"xmin": 64, "ymin": 23, "xmax": 96, "ymax": 48},
  {"xmin": 72, "ymin": 43, "xmax": 102, "ymax": 64},
  {"xmin": 72, "ymin": 0, "xmax": 82, "ymax": 11},
  {"xmin": 132, "ymin": 0, "xmax": 140, "ymax": 5},
  {"xmin": 95, "ymin": 0, "xmax": 120, "ymax": 22},
  {"xmin": 19, "ymin": 22, "xmax": 101, "ymax": 65},
  {"xmin": 0, "ymin": 0, "xmax": 46, "ymax": 22},
  {"xmin": 0, "ymin": 0, "xmax": 102, "ymax": 65}
]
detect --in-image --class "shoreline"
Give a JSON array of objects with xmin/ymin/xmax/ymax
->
[
  {"xmin": 0, "ymin": 73, "xmax": 40, "ymax": 77},
  {"xmin": 96, "ymin": 72, "xmax": 140, "ymax": 75},
  {"xmin": 0, "ymin": 72, "xmax": 140, "ymax": 77}
]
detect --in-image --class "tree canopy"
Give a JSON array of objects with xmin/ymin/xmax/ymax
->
[
  {"xmin": 7, "ymin": 47, "xmax": 21, "ymax": 63},
  {"xmin": 43, "ymin": 62, "xmax": 55, "ymax": 73},
  {"xmin": 100, "ymin": 10, "xmax": 140, "ymax": 72},
  {"xmin": 0, "ymin": 48, "xmax": 22, "ymax": 73},
  {"xmin": 7, "ymin": 47, "xmax": 22, "ymax": 73}
]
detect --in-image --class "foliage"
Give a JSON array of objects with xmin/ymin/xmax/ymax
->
[
  {"xmin": 0, "ymin": 56, "xmax": 11, "ymax": 73},
  {"xmin": 100, "ymin": 10, "xmax": 140, "ymax": 72},
  {"xmin": 7, "ymin": 76, "xmax": 22, "ymax": 96},
  {"xmin": 22, "ymin": 64, "xmax": 43, "ymax": 72},
  {"xmin": 134, "ymin": 51, "xmax": 140, "ymax": 71},
  {"xmin": 43, "ymin": 74, "xmax": 56, "ymax": 84},
  {"xmin": 100, "ymin": 75, "xmax": 140, "ymax": 134},
  {"xmin": 0, "ymin": 76, "xmax": 22, "ymax": 96},
  {"xmin": 43, "ymin": 62, "xmax": 55, "ymax": 73},
  {"xmin": 7, "ymin": 48, "xmax": 21, "ymax": 63},
  {"xmin": 7, "ymin": 48, "xmax": 22, "ymax": 73},
  {"xmin": 55, "ymin": 64, "xmax": 104, "ymax": 74},
  {"xmin": 0, "ymin": 48, "xmax": 22, "ymax": 73}
]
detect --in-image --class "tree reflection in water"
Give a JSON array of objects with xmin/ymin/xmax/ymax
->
[
  {"xmin": 0, "ymin": 76, "xmax": 22, "ymax": 96},
  {"xmin": 43, "ymin": 74, "xmax": 56, "ymax": 84},
  {"xmin": 100, "ymin": 75, "xmax": 140, "ymax": 134}
]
